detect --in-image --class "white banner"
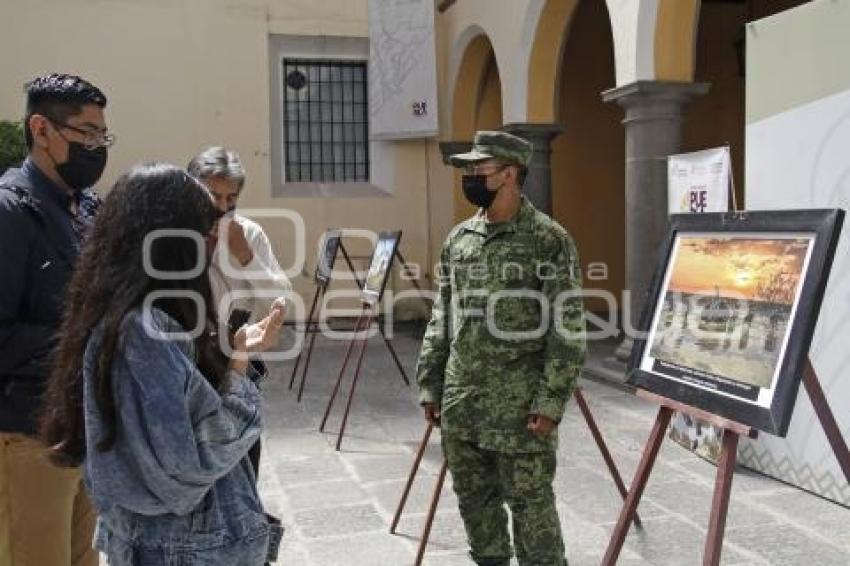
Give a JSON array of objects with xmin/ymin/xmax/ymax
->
[
  {"xmin": 667, "ymin": 147, "xmax": 731, "ymax": 214},
  {"xmin": 368, "ymin": 0, "xmax": 439, "ymax": 140},
  {"xmin": 744, "ymin": 86, "xmax": 850, "ymax": 506},
  {"xmin": 666, "ymin": 146, "xmax": 732, "ymax": 463}
]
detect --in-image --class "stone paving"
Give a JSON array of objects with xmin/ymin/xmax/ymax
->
[{"xmin": 253, "ymin": 330, "xmax": 849, "ymax": 565}]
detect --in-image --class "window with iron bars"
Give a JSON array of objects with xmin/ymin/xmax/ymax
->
[{"xmin": 282, "ymin": 59, "xmax": 370, "ymax": 183}]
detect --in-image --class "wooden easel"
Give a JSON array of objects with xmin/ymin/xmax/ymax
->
[
  {"xmin": 391, "ymin": 387, "xmax": 643, "ymax": 566},
  {"xmin": 602, "ymin": 358, "xmax": 850, "ymax": 566},
  {"xmin": 289, "ymin": 237, "xmax": 422, "ymax": 402},
  {"xmin": 318, "ymin": 300, "xmax": 377, "ymax": 451},
  {"xmin": 317, "ymin": 240, "xmax": 433, "ymax": 451}
]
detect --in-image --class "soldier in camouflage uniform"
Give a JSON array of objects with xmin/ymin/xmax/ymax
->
[{"xmin": 416, "ymin": 131, "xmax": 586, "ymax": 566}]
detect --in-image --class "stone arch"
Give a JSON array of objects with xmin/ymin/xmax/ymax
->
[
  {"xmin": 525, "ymin": 0, "xmax": 581, "ymax": 122},
  {"xmin": 449, "ymin": 28, "xmax": 500, "ymax": 139},
  {"xmin": 548, "ymin": 0, "xmax": 624, "ymax": 315}
]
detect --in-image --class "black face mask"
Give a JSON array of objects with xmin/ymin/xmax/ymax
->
[
  {"xmin": 55, "ymin": 142, "xmax": 108, "ymax": 191},
  {"xmin": 462, "ymin": 174, "xmax": 496, "ymax": 209},
  {"xmin": 462, "ymin": 168, "xmax": 508, "ymax": 209}
]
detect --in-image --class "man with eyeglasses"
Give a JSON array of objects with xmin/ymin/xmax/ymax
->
[
  {"xmin": 0, "ymin": 74, "xmax": 111, "ymax": 566},
  {"xmin": 416, "ymin": 131, "xmax": 586, "ymax": 566}
]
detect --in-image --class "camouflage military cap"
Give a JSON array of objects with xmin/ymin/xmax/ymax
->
[{"xmin": 449, "ymin": 130, "xmax": 532, "ymax": 168}]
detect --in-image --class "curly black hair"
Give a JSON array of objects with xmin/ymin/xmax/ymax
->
[
  {"xmin": 24, "ymin": 73, "xmax": 107, "ymax": 149},
  {"xmin": 40, "ymin": 162, "xmax": 229, "ymax": 467}
]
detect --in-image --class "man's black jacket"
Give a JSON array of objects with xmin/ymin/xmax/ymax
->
[{"xmin": 0, "ymin": 159, "xmax": 99, "ymax": 434}]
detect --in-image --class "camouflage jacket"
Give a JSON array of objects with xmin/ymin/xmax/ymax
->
[{"xmin": 416, "ymin": 198, "xmax": 586, "ymax": 453}]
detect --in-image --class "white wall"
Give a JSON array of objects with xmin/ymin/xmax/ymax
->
[{"xmin": 743, "ymin": 0, "xmax": 850, "ymax": 506}]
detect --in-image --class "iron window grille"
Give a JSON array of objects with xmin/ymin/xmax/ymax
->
[{"xmin": 282, "ymin": 59, "xmax": 370, "ymax": 183}]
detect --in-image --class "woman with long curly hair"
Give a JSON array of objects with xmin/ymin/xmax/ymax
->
[{"xmin": 40, "ymin": 163, "xmax": 284, "ymax": 565}]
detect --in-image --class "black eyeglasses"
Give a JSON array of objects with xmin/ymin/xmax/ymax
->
[{"xmin": 49, "ymin": 119, "xmax": 116, "ymax": 150}]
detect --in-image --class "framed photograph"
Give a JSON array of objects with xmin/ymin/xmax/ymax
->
[
  {"xmin": 629, "ymin": 209, "xmax": 844, "ymax": 436},
  {"xmin": 362, "ymin": 231, "xmax": 402, "ymax": 304},
  {"xmin": 315, "ymin": 230, "xmax": 342, "ymax": 285}
]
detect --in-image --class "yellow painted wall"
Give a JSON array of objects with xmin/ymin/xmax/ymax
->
[
  {"xmin": 0, "ymin": 0, "xmax": 432, "ymax": 318},
  {"xmin": 550, "ymin": 0, "xmax": 624, "ymax": 313},
  {"xmin": 527, "ymin": 0, "xmax": 580, "ymax": 122},
  {"xmin": 450, "ymin": 41, "xmax": 503, "ymax": 224},
  {"xmin": 463, "ymin": 52, "xmax": 504, "ymax": 223},
  {"xmin": 476, "ymin": 55, "xmax": 504, "ymax": 132},
  {"xmin": 654, "ymin": 0, "xmax": 700, "ymax": 82},
  {"xmin": 4, "ymin": 0, "xmax": 800, "ymax": 318}
]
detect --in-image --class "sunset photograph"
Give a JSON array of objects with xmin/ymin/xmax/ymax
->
[
  {"xmin": 666, "ymin": 236, "xmax": 811, "ymax": 302},
  {"xmin": 3, "ymin": 0, "xmax": 849, "ymax": 563},
  {"xmin": 648, "ymin": 234, "xmax": 813, "ymax": 390}
]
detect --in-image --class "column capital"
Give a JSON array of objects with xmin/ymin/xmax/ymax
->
[
  {"xmin": 501, "ymin": 122, "xmax": 563, "ymax": 142},
  {"xmin": 602, "ymin": 80, "xmax": 710, "ymax": 108},
  {"xmin": 438, "ymin": 140, "xmax": 472, "ymax": 165}
]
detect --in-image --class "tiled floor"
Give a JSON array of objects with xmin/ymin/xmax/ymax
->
[{"xmin": 250, "ymin": 331, "xmax": 850, "ymax": 565}]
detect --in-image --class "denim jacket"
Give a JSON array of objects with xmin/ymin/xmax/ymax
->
[{"xmin": 83, "ymin": 307, "xmax": 273, "ymax": 565}]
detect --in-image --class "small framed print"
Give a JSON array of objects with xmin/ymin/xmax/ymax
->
[
  {"xmin": 361, "ymin": 231, "xmax": 402, "ymax": 304},
  {"xmin": 315, "ymin": 230, "xmax": 342, "ymax": 285}
]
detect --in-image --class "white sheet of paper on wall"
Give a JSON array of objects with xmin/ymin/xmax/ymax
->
[{"xmin": 368, "ymin": 0, "xmax": 439, "ymax": 140}]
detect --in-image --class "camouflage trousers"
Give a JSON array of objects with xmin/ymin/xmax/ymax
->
[{"xmin": 442, "ymin": 434, "xmax": 567, "ymax": 566}]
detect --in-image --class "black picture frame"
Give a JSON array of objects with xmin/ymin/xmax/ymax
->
[
  {"xmin": 361, "ymin": 231, "xmax": 402, "ymax": 304},
  {"xmin": 628, "ymin": 209, "xmax": 844, "ymax": 436},
  {"xmin": 315, "ymin": 230, "xmax": 342, "ymax": 285}
]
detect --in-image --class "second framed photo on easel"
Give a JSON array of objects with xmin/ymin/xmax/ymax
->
[
  {"xmin": 315, "ymin": 230, "xmax": 342, "ymax": 285},
  {"xmin": 362, "ymin": 231, "xmax": 402, "ymax": 305}
]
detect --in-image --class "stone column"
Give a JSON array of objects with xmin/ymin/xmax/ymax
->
[
  {"xmin": 602, "ymin": 81, "xmax": 709, "ymax": 361},
  {"xmin": 501, "ymin": 123, "xmax": 562, "ymax": 215}
]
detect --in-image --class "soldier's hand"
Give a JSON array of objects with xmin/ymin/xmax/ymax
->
[
  {"xmin": 527, "ymin": 414, "xmax": 557, "ymax": 436},
  {"xmin": 423, "ymin": 403, "xmax": 441, "ymax": 427}
]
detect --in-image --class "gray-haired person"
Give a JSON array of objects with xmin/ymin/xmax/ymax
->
[
  {"xmin": 188, "ymin": 146, "xmax": 291, "ymax": 476},
  {"xmin": 188, "ymin": 146, "xmax": 292, "ymax": 324}
]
